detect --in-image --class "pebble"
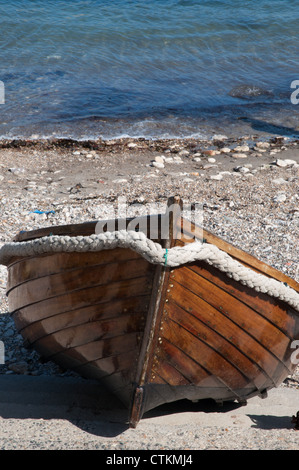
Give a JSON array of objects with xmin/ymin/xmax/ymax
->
[
  {"xmin": 202, "ymin": 150, "xmax": 216, "ymax": 156},
  {"xmin": 274, "ymin": 159, "xmax": 296, "ymax": 167},
  {"xmin": 8, "ymin": 167, "xmax": 26, "ymax": 175},
  {"xmin": 234, "ymin": 145, "xmax": 250, "ymax": 152},
  {"xmin": 203, "ymin": 164, "xmax": 218, "ymax": 170},
  {"xmin": 8, "ymin": 361, "xmax": 28, "ymax": 374},
  {"xmin": 234, "ymin": 166, "xmax": 250, "ymax": 173},
  {"xmin": 273, "ymin": 192, "xmax": 287, "ymax": 203},
  {"xmin": 152, "ymin": 161, "xmax": 165, "ymax": 169},
  {"xmin": 178, "ymin": 149, "xmax": 190, "ymax": 157},
  {"xmin": 256, "ymin": 142, "xmax": 270, "ymax": 149},
  {"xmin": 210, "ymin": 174, "xmax": 223, "ymax": 180},
  {"xmin": 112, "ymin": 178, "xmax": 128, "ymax": 183},
  {"xmin": 232, "ymin": 153, "xmax": 248, "ymax": 159},
  {"xmin": 273, "ymin": 178, "xmax": 288, "ymax": 185}
]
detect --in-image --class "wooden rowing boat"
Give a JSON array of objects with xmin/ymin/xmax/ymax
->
[{"xmin": 2, "ymin": 196, "xmax": 299, "ymax": 427}]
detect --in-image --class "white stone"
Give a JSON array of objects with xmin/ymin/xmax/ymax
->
[
  {"xmin": 154, "ymin": 156, "xmax": 164, "ymax": 163},
  {"xmin": 220, "ymin": 147, "xmax": 231, "ymax": 153},
  {"xmin": 284, "ymin": 159, "xmax": 297, "ymax": 166},
  {"xmin": 234, "ymin": 145, "xmax": 250, "ymax": 152},
  {"xmin": 256, "ymin": 141, "xmax": 270, "ymax": 149},
  {"xmin": 273, "ymin": 178, "xmax": 287, "ymax": 185},
  {"xmin": 273, "ymin": 193, "xmax": 287, "ymax": 203},
  {"xmin": 178, "ymin": 149, "xmax": 190, "ymax": 157},
  {"xmin": 213, "ymin": 134, "xmax": 228, "ymax": 140},
  {"xmin": 210, "ymin": 174, "xmax": 223, "ymax": 180},
  {"xmin": 152, "ymin": 161, "xmax": 165, "ymax": 169},
  {"xmin": 208, "ymin": 157, "xmax": 216, "ymax": 163},
  {"xmin": 203, "ymin": 164, "xmax": 217, "ymax": 170},
  {"xmin": 183, "ymin": 178, "xmax": 194, "ymax": 182},
  {"xmin": 232, "ymin": 153, "xmax": 248, "ymax": 159},
  {"xmin": 274, "ymin": 159, "xmax": 296, "ymax": 167},
  {"xmin": 112, "ymin": 178, "xmax": 128, "ymax": 183},
  {"xmin": 234, "ymin": 166, "xmax": 250, "ymax": 173}
]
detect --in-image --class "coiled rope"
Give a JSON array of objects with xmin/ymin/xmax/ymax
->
[{"xmin": 0, "ymin": 229, "xmax": 298, "ymax": 312}]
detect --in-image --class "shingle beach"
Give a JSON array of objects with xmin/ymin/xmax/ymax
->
[{"xmin": 0, "ymin": 135, "xmax": 298, "ymax": 450}]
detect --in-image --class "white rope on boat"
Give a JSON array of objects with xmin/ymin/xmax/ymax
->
[{"xmin": 0, "ymin": 229, "xmax": 298, "ymax": 312}]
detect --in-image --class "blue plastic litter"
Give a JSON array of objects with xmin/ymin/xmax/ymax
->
[{"xmin": 29, "ymin": 210, "xmax": 55, "ymax": 215}]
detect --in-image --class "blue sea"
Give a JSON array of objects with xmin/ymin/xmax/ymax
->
[{"xmin": 0, "ymin": 0, "xmax": 299, "ymax": 140}]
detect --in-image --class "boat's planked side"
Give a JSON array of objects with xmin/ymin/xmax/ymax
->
[
  {"xmin": 14, "ymin": 296, "xmax": 150, "ymax": 343},
  {"xmin": 7, "ymin": 248, "xmax": 142, "ymax": 290},
  {"xmin": 167, "ymin": 279, "xmax": 287, "ymax": 381},
  {"xmin": 139, "ymin": 260, "xmax": 299, "ymax": 416},
  {"xmin": 28, "ymin": 311, "xmax": 145, "ymax": 358},
  {"xmin": 172, "ymin": 266, "xmax": 296, "ymax": 360},
  {"xmin": 8, "ymin": 256, "xmax": 152, "ymax": 312},
  {"xmin": 7, "ymin": 248, "xmax": 157, "ymax": 407}
]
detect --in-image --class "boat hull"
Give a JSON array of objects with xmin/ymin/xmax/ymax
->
[{"xmin": 4, "ymin": 198, "xmax": 299, "ymax": 426}]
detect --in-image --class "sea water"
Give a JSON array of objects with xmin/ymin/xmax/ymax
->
[{"xmin": 0, "ymin": 0, "xmax": 298, "ymax": 140}]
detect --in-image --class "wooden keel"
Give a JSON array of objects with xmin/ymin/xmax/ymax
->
[{"xmin": 129, "ymin": 196, "xmax": 183, "ymax": 427}]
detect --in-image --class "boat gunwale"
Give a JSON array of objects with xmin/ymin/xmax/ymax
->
[{"xmin": 9, "ymin": 211, "xmax": 299, "ymax": 293}]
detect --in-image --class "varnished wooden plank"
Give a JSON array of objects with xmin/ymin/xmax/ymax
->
[
  {"xmin": 153, "ymin": 338, "xmax": 232, "ymax": 390},
  {"xmin": 31, "ymin": 311, "xmax": 145, "ymax": 359},
  {"xmin": 7, "ymin": 248, "xmax": 142, "ymax": 290},
  {"xmin": 151, "ymin": 361, "xmax": 190, "ymax": 386},
  {"xmin": 186, "ymin": 263, "xmax": 297, "ymax": 336},
  {"xmin": 53, "ymin": 348, "xmax": 138, "ymax": 380},
  {"xmin": 8, "ymin": 258, "xmax": 153, "ymax": 310},
  {"xmin": 171, "ymin": 266, "xmax": 292, "ymax": 361},
  {"xmin": 162, "ymin": 319, "xmax": 252, "ymax": 391},
  {"xmin": 53, "ymin": 332, "xmax": 140, "ymax": 366},
  {"xmin": 166, "ymin": 295, "xmax": 275, "ymax": 389},
  {"xmin": 168, "ymin": 279, "xmax": 282, "ymax": 383},
  {"xmin": 9, "ymin": 275, "xmax": 152, "ymax": 316},
  {"xmin": 15, "ymin": 296, "xmax": 149, "ymax": 341}
]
